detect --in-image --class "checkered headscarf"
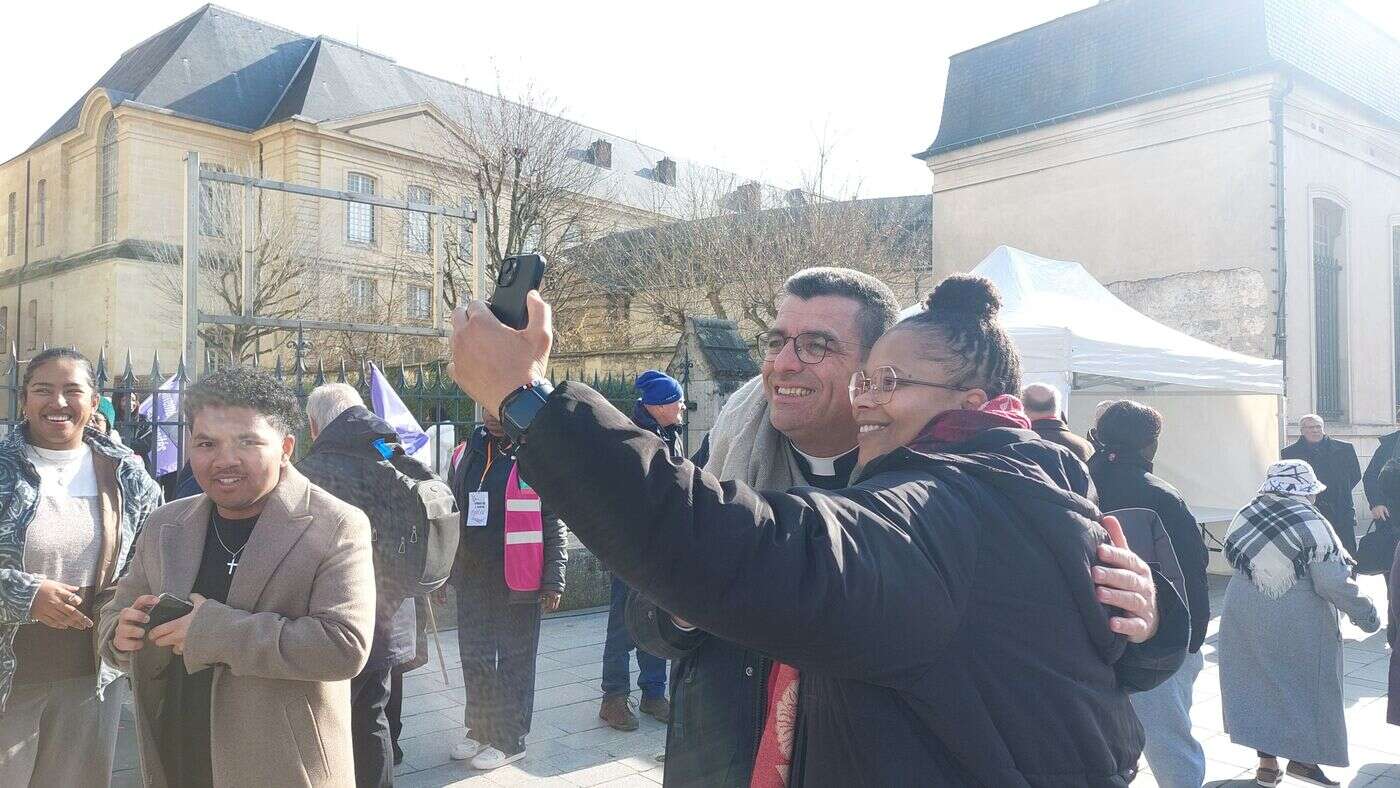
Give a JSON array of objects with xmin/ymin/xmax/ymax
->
[{"xmin": 1224, "ymin": 491, "xmax": 1351, "ymax": 598}]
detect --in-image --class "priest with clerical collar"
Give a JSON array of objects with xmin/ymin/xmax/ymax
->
[{"xmin": 100, "ymin": 366, "xmax": 375, "ymax": 788}]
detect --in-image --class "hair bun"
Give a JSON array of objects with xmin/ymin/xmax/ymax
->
[{"xmin": 925, "ymin": 275, "xmax": 1001, "ymax": 321}]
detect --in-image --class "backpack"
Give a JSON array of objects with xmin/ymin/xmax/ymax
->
[{"xmin": 308, "ymin": 441, "xmax": 460, "ymax": 600}]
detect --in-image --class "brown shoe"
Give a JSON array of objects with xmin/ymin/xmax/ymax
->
[
  {"xmin": 640, "ymin": 695, "xmax": 670, "ymax": 723},
  {"xmin": 599, "ymin": 694, "xmax": 639, "ymax": 731}
]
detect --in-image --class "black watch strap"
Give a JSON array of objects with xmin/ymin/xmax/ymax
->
[{"xmin": 499, "ymin": 380, "xmax": 554, "ymax": 444}]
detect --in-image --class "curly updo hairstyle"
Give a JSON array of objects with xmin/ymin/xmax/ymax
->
[{"xmin": 894, "ymin": 274, "xmax": 1022, "ymax": 398}]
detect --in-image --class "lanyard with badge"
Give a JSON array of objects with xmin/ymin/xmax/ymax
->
[{"xmin": 466, "ymin": 444, "xmax": 497, "ymax": 527}]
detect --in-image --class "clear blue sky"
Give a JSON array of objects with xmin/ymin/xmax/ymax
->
[{"xmin": 4, "ymin": 1, "xmax": 1398, "ymax": 197}]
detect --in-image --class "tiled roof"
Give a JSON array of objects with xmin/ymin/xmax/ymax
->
[
  {"xmin": 25, "ymin": 4, "xmax": 738, "ymax": 211},
  {"xmin": 921, "ymin": 0, "xmax": 1400, "ymax": 158}
]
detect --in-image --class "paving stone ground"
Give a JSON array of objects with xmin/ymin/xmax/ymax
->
[{"xmin": 111, "ymin": 575, "xmax": 1395, "ymax": 786}]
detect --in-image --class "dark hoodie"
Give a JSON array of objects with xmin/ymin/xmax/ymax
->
[
  {"xmin": 517, "ymin": 383, "xmax": 1151, "ymax": 787},
  {"xmin": 296, "ymin": 405, "xmax": 432, "ymax": 664}
]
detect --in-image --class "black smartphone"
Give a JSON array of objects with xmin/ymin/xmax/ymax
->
[
  {"xmin": 489, "ymin": 253, "xmax": 547, "ymax": 329},
  {"xmin": 143, "ymin": 593, "xmax": 195, "ymax": 631}
]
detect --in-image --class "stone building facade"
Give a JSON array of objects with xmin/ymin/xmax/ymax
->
[
  {"xmin": 920, "ymin": 0, "xmax": 1400, "ymax": 458},
  {"xmin": 0, "ymin": 4, "xmax": 728, "ymax": 371}
]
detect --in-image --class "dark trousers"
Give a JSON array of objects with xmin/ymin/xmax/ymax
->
[
  {"xmin": 455, "ymin": 572, "xmax": 543, "ymax": 755},
  {"xmin": 387, "ymin": 665, "xmax": 407, "ymax": 758},
  {"xmin": 602, "ymin": 577, "xmax": 667, "ymax": 699},
  {"xmin": 350, "ymin": 661, "xmax": 394, "ymax": 788}
]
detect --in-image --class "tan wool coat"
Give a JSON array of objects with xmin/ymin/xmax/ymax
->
[{"xmin": 99, "ymin": 467, "xmax": 375, "ymax": 788}]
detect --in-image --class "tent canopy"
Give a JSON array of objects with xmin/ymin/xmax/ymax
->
[{"xmin": 899, "ymin": 246, "xmax": 1284, "ymax": 395}]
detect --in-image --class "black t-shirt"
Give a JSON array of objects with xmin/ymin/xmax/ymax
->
[
  {"xmin": 788, "ymin": 445, "xmax": 859, "ymax": 490},
  {"xmin": 157, "ymin": 510, "xmax": 257, "ymax": 788}
]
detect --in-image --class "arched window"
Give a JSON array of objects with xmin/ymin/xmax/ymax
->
[
  {"xmin": 99, "ymin": 115, "xmax": 118, "ymax": 243},
  {"xmin": 1313, "ymin": 198, "xmax": 1346, "ymax": 420}
]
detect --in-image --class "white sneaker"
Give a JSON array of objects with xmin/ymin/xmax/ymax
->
[
  {"xmin": 449, "ymin": 735, "xmax": 485, "ymax": 761},
  {"xmin": 470, "ymin": 746, "xmax": 526, "ymax": 770}
]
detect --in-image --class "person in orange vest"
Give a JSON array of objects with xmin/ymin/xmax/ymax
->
[{"xmin": 446, "ymin": 411, "xmax": 567, "ymax": 770}]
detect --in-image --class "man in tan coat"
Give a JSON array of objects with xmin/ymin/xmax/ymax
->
[{"xmin": 99, "ymin": 367, "xmax": 375, "ymax": 788}]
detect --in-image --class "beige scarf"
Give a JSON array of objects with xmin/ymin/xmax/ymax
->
[{"xmin": 703, "ymin": 376, "xmax": 803, "ymax": 487}]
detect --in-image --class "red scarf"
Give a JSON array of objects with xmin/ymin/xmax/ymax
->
[
  {"xmin": 750, "ymin": 662, "xmax": 800, "ymax": 788},
  {"xmin": 905, "ymin": 394, "xmax": 1031, "ymax": 453},
  {"xmin": 749, "ymin": 395, "xmax": 1029, "ymax": 788}
]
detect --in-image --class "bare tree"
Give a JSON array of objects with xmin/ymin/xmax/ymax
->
[
  {"xmin": 150, "ymin": 168, "xmax": 327, "ymax": 366},
  {"xmin": 428, "ymin": 80, "xmax": 635, "ymax": 349},
  {"xmin": 566, "ymin": 146, "xmax": 929, "ymax": 347}
]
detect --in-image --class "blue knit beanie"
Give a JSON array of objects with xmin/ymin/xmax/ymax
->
[{"xmin": 635, "ymin": 370, "xmax": 682, "ymax": 406}]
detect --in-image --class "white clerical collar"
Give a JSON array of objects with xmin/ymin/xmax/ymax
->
[{"xmin": 791, "ymin": 444, "xmax": 856, "ymax": 477}]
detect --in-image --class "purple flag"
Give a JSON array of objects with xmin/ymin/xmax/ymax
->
[
  {"xmin": 368, "ymin": 364, "xmax": 430, "ymax": 458},
  {"xmin": 138, "ymin": 373, "xmax": 182, "ymax": 477}
]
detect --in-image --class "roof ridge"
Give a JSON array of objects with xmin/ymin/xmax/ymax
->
[
  {"xmin": 262, "ymin": 36, "xmax": 323, "ymax": 127},
  {"xmin": 114, "ymin": 3, "xmax": 210, "ymax": 59},
  {"xmin": 198, "ymin": 3, "xmax": 311, "ymax": 43},
  {"xmin": 313, "ymin": 38, "xmax": 679, "ymax": 161}
]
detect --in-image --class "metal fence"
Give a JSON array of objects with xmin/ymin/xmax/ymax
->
[{"xmin": 1, "ymin": 346, "xmax": 647, "ymax": 480}]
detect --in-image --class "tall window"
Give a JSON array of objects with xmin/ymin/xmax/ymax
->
[
  {"xmin": 1393, "ymin": 226, "xmax": 1400, "ymax": 415},
  {"xmin": 5, "ymin": 192, "xmax": 14, "ymax": 256},
  {"xmin": 26, "ymin": 299, "xmax": 37, "ymax": 350},
  {"xmin": 408, "ymin": 284, "xmax": 431, "ymax": 319},
  {"xmin": 1313, "ymin": 198, "xmax": 1346, "ymax": 421},
  {"xmin": 0, "ymin": 306, "xmax": 7, "ymax": 348},
  {"xmin": 99, "ymin": 115, "xmax": 118, "ymax": 243},
  {"xmin": 406, "ymin": 185, "xmax": 431, "ymax": 254},
  {"xmin": 35, "ymin": 180, "xmax": 46, "ymax": 247},
  {"xmin": 349, "ymin": 276, "xmax": 376, "ymax": 308},
  {"xmin": 346, "ymin": 173, "xmax": 376, "ymax": 244},
  {"xmin": 200, "ymin": 164, "xmax": 228, "ymax": 237}
]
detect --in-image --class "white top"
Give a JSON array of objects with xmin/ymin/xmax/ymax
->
[
  {"xmin": 791, "ymin": 446, "xmax": 850, "ymax": 478},
  {"xmin": 22, "ymin": 443, "xmax": 103, "ymax": 588}
]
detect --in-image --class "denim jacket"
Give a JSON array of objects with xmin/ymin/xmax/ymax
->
[{"xmin": 0, "ymin": 424, "xmax": 162, "ymax": 710}]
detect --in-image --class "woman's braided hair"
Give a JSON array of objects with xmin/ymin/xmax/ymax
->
[{"xmin": 895, "ymin": 275, "xmax": 1021, "ymax": 398}]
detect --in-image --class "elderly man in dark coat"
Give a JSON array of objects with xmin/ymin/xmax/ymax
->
[
  {"xmin": 1283, "ymin": 414, "xmax": 1361, "ymax": 555},
  {"xmin": 1022, "ymin": 383, "xmax": 1093, "ymax": 463}
]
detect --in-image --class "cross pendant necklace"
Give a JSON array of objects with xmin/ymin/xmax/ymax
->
[{"xmin": 211, "ymin": 521, "xmax": 247, "ymax": 577}]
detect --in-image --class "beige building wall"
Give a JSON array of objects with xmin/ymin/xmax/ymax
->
[
  {"xmin": 928, "ymin": 72, "xmax": 1400, "ymax": 425},
  {"xmin": 0, "ymin": 90, "xmax": 668, "ymax": 372}
]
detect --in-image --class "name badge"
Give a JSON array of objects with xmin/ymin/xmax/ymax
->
[{"xmin": 467, "ymin": 491, "xmax": 490, "ymax": 527}]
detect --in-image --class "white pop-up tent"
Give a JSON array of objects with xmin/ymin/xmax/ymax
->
[{"xmin": 901, "ymin": 247, "xmax": 1285, "ymax": 557}]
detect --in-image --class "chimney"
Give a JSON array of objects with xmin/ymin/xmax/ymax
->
[
  {"xmin": 590, "ymin": 139, "xmax": 613, "ymax": 169},
  {"xmin": 785, "ymin": 188, "xmax": 808, "ymax": 207},
  {"xmin": 655, "ymin": 157, "xmax": 677, "ymax": 186},
  {"xmin": 733, "ymin": 181, "xmax": 762, "ymax": 212}
]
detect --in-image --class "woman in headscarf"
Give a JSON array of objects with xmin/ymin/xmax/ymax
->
[{"xmin": 1219, "ymin": 459, "xmax": 1380, "ymax": 788}]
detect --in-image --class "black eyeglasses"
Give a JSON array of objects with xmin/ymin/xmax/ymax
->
[
  {"xmin": 756, "ymin": 331, "xmax": 862, "ymax": 364},
  {"xmin": 849, "ymin": 366, "xmax": 968, "ymax": 405}
]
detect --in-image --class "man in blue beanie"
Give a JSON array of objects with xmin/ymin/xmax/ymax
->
[{"xmin": 597, "ymin": 370, "xmax": 685, "ymax": 731}]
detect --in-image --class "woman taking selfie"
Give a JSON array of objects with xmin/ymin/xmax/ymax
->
[
  {"xmin": 448, "ymin": 276, "xmax": 1181, "ymax": 786},
  {"xmin": 0, "ymin": 348, "xmax": 162, "ymax": 787}
]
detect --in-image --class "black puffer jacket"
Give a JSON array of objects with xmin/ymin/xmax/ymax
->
[
  {"xmin": 1089, "ymin": 453, "xmax": 1210, "ymax": 654},
  {"xmin": 296, "ymin": 406, "xmax": 438, "ymax": 664},
  {"xmin": 518, "ymin": 384, "xmax": 1184, "ymax": 787}
]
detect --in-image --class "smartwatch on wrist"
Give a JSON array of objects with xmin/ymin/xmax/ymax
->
[{"xmin": 499, "ymin": 379, "xmax": 555, "ymax": 444}]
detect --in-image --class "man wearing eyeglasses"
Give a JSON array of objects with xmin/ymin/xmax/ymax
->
[
  {"xmin": 627, "ymin": 268, "xmax": 1177, "ymax": 787},
  {"xmin": 624, "ymin": 268, "xmax": 897, "ymax": 787}
]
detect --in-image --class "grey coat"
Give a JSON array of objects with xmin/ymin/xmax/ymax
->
[{"xmin": 1219, "ymin": 561, "xmax": 1379, "ymax": 765}]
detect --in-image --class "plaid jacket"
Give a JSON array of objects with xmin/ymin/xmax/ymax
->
[{"xmin": 0, "ymin": 425, "xmax": 162, "ymax": 710}]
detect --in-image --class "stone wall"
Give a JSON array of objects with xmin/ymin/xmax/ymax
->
[{"xmin": 1107, "ymin": 268, "xmax": 1273, "ymax": 358}]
